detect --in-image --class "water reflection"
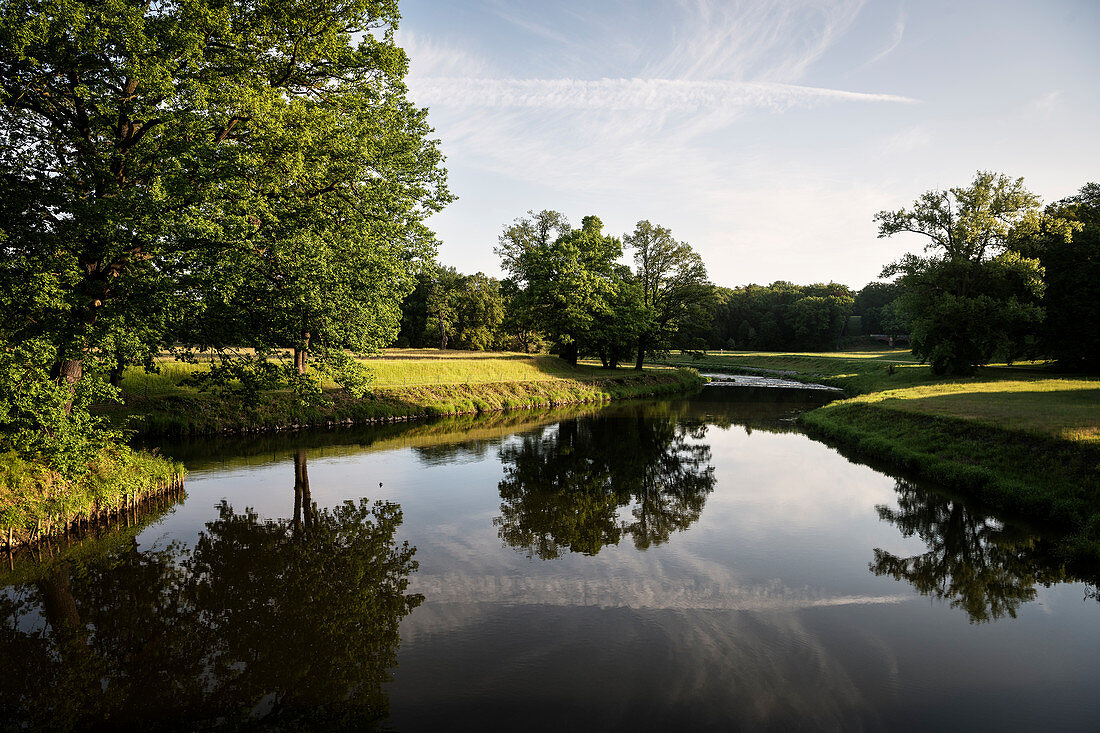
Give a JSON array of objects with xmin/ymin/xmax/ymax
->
[
  {"xmin": 0, "ymin": 472, "xmax": 420, "ymax": 730},
  {"xmin": 871, "ymin": 479, "xmax": 1099, "ymax": 623},
  {"xmin": 495, "ymin": 407, "xmax": 715, "ymax": 558}
]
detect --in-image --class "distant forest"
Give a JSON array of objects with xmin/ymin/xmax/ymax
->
[
  {"xmin": 398, "ymin": 177, "xmax": 1098, "ymax": 374},
  {"xmin": 396, "ymin": 273, "xmax": 901, "ymax": 354}
]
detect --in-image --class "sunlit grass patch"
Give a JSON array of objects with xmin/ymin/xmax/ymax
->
[
  {"xmin": 857, "ymin": 380, "xmax": 1100, "ymax": 443},
  {"xmin": 120, "ymin": 361, "xmax": 207, "ymax": 396},
  {"xmin": 362, "ymin": 353, "xmax": 599, "ymax": 387},
  {"xmin": 121, "ymin": 350, "xmax": 675, "ymax": 396}
]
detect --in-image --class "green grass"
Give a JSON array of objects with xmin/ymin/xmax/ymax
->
[
  {"xmin": 1, "ymin": 447, "xmax": 185, "ymax": 548},
  {"xmin": 119, "ymin": 350, "xmax": 665, "ymax": 397},
  {"xmin": 849, "ymin": 379, "xmax": 1100, "ymax": 443},
  {"xmin": 657, "ymin": 351, "xmax": 1099, "ymax": 439},
  {"xmin": 113, "ymin": 356, "xmax": 704, "ymax": 436}
]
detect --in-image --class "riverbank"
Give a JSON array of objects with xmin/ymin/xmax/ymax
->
[
  {"xmin": 657, "ymin": 350, "xmax": 1100, "ymax": 557},
  {"xmin": 1, "ymin": 447, "xmax": 185, "ymax": 550},
  {"xmin": 6, "ymin": 357, "xmax": 701, "ymax": 548},
  {"xmin": 113, "ymin": 355, "xmax": 705, "ymax": 436}
]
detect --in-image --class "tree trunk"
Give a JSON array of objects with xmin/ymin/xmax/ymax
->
[
  {"xmin": 55, "ymin": 359, "xmax": 84, "ymax": 414},
  {"xmin": 634, "ymin": 341, "xmax": 646, "ymax": 370},
  {"xmin": 561, "ymin": 342, "xmax": 578, "ymax": 367},
  {"xmin": 439, "ymin": 316, "xmax": 448, "ymax": 350},
  {"xmin": 294, "ymin": 331, "xmax": 311, "ymax": 375},
  {"xmin": 108, "ymin": 354, "xmax": 126, "ymax": 388}
]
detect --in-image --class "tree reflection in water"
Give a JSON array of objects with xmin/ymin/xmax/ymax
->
[
  {"xmin": 495, "ymin": 411, "xmax": 715, "ymax": 559},
  {"xmin": 871, "ymin": 479, "xmax": 1097, "ymax": 623},
  {"xmin": 0, "ymin": 452, "xmax": 420, "ymax": 732}
]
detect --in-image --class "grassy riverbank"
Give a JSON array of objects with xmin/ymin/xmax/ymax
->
[
  {"xmin": 658, "ymin": 349, "xmax": 1100, "ymax": 556},
  {"xmin": 1, "ymin": 447, "xmax": 185, "ymax": 549},
  {"xmin": 113, "ymin": 352, "xmax": 704, "ymax": 435},
  {"xmin": 7, "ymin": 353, "xmax": 701, "ymax": 547}
]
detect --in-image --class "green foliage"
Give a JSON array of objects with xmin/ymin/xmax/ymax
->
[
  {"xmin": 587, "ymin": 267, "xmax": 646, "ymax": 368},
  {"xmin": 0, "ymin": 340, "xmax": 121, "ymax": 476},
  {"xmin": 496, "ymin": 212, "xmax": 624, "ymax": 365},
  {"xmin": 878, "ymin": 172, "xmax": 1055, "ymax": 375},
  {"xmin": 398, "ymin": 267, "xmax": 508, "ymax": 350},
  {"xmin": 852, "ymin": 281, "xmax": 907, "ymax": 336},
  {"xmin": 1, "ymin": 445, "xmax": 184, "ymax": 544},
  {"xmin": 1031, "ymin": 182, "xmax": 1100, "ymax": 371},
  {"xmin": 874, "ymin": 171, "xmax": 1058, "ymax": 261},
  {"xmin": 706, "ymin": 281, "xmax": 855, "ymax": 351},
  {"xmin": 626, "ymin": 220, "xmax": 713, "ymax": 367},
  {"xmin": 885, "ymin": 253, "xmax": 1044, "ymax": 375},
  {"xmin": 0, "ymin": 0, "xmax": 450, "ymax": 468}
]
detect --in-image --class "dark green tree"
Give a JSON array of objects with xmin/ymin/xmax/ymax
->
[
  {"xmin": 496, "ymin": 212, "xmax": 622, "ymax": 365},
  {"xmin": 852, "ymin": 282, "xmax": 904, "ymax": 336},
  {"xmin": 0, "ymin": 0, "xmax": 450, "ymax": 458},
  {"xmin": 876, "ymin": 172, "xmax": 1066, "ymax": 374},
  {"xmin": 1029, "ymin": 183, "xmax": 1100, "ymax": 371},
  {"xmin": 625, "ymin": 221, "xmax": 713, "ymax": 369}
]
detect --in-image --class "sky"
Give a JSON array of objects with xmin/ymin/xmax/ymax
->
[{"xmin": 396, "ymin": 0, "xmax": 1100, "ymax": 289}]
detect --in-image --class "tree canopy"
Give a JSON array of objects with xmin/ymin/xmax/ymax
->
[
  {"xmin": 877, "ymin": 172, "xmax": 1061, "ymax": 375},
  {"xmin": 626, "ymin": 220, "xmax": 712, "ymax": 368},
  {"xmin": 496, "ymin": 212, "xmax": 622, "ymax": 365},
  {"xmin": 0, "ymin": 0, "xmax": 450, "ymax": 466}
]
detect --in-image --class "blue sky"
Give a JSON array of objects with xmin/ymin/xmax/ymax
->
[{"xmin": 397, "ymin": 0, "xmax": 1099, "ymax": 288}]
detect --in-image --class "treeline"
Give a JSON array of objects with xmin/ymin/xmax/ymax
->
[
  {"xmin": 395, "ymin": 213, "xmax": 714, "ymax": 368},
  {"xmin": 395, "ymin": 268, "xmax": 520, "ymax": 352},
  {"xmin": 396, "ymin": 264, "xmax": 908, "ymax": 357},
  {"xmin": 702, "ymin": 281, "xmax": 909, "ymax": 351}
]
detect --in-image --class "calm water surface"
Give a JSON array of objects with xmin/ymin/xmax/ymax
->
[{"xmin": 3, "ymin": 387, "xmax": 1098, "ymax": 731}]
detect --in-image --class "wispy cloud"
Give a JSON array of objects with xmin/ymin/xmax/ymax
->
[
  {"xmin": 1029, "ymin": 89, "xmax": 1064, "ymax": 112},
  {"xmin": 646, "ymin": 0, "xmax": 866, "ymax": 81},
  {"xmin": 397, "ymin": 30, "xmax": 492, "ymax": 78},
  {"xmin": 861, "ymin": 10, "xmax": 906, "ymax": 68},
  {"xmin": 413, "ymin": 77, "xmax": 917, "ymax": 112},
  {"xmin": 401, "ymin": 0, "xmax": 921, "ymax": 283}
]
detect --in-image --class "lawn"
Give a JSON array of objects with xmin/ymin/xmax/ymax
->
[
  {"xmin": 859, "ymin": 379, "xmax": 1100, "ymax": 443},
  {"xmin": 118, "ymin": 349, "xmax": 659, "ymax": 397}
]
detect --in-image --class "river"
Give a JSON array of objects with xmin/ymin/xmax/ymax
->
[{"xmin": 2, "ymin": 386, "xmax": 1097, "ymax": 731}]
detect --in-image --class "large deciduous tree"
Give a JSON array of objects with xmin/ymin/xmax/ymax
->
[
  {"xmin": 625, "ymin": 221, "xmax": 712, "ymax": 369},
  {"xmin": 496, "ymin": 212, "xmax": 622, "ymax": 366},
  {"xmin": 876, "ymin": 171, "xmax": 1067, "ymax": 375},
  {"xmin": 0, "ymin": 0, "xmax": 450, "ymax": 461}
]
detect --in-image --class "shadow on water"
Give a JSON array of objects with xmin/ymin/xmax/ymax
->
[
  {"xmin": 0, "ymin": 452, "xmax": 420, "ymax": 732},
  {"xmin": 147, "ymin": 403, "xmax": 606, "ymax": 473}
]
